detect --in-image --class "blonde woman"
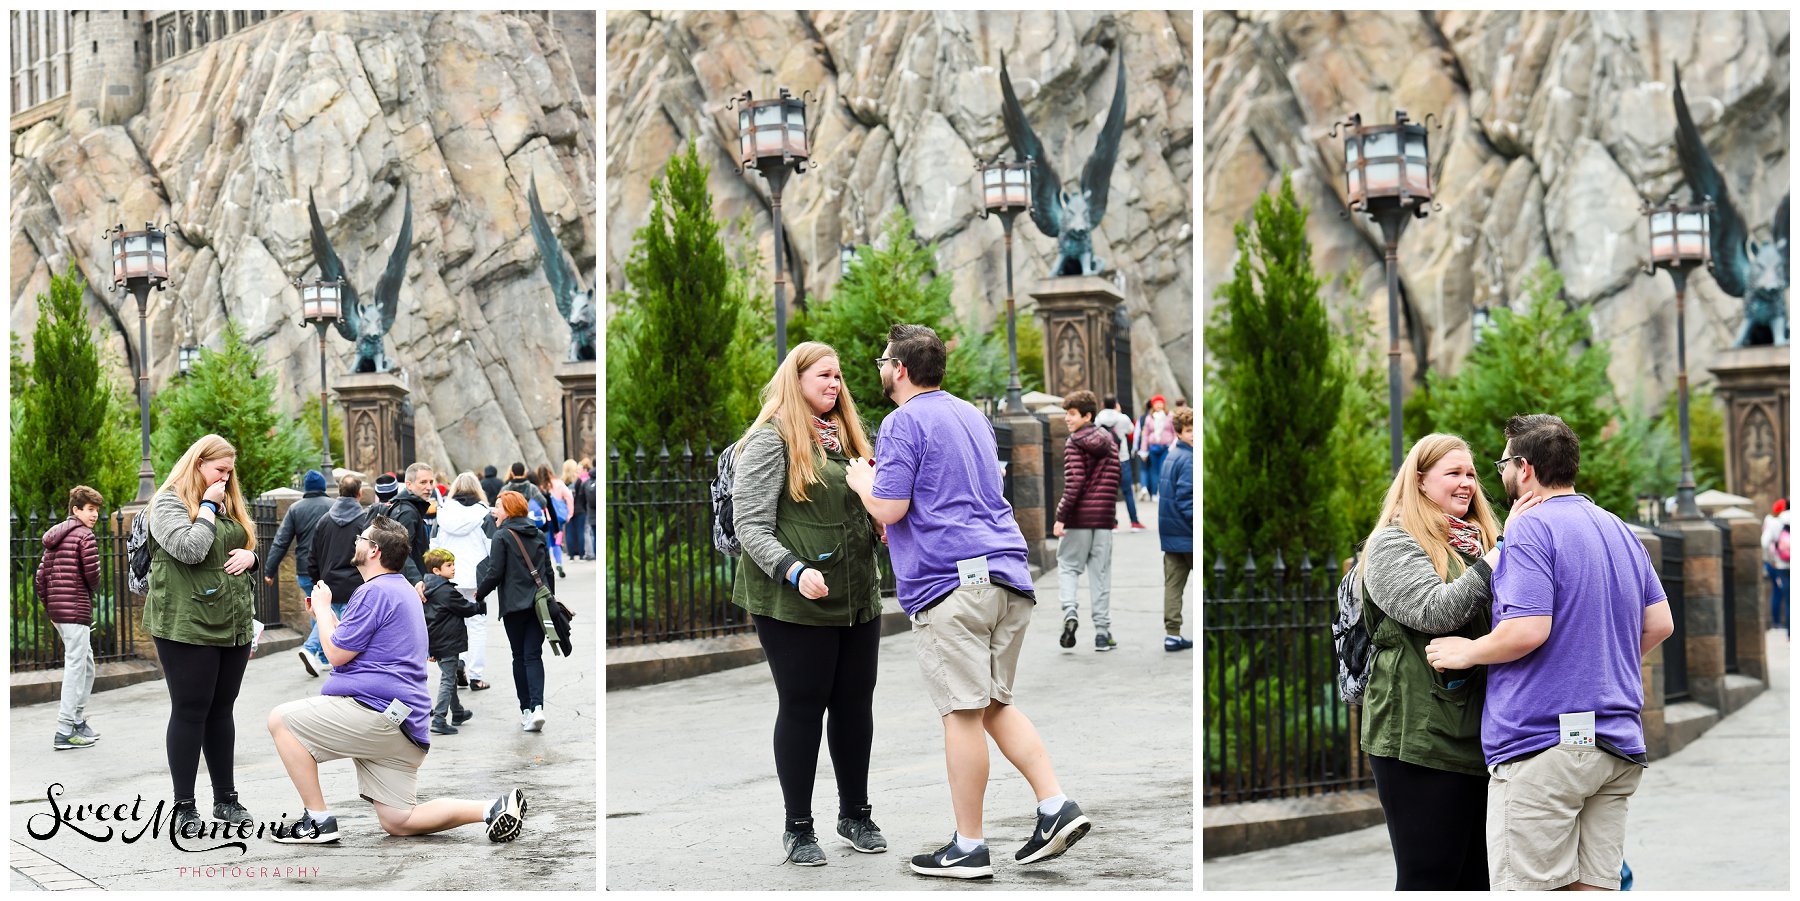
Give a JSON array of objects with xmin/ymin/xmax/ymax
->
[
  {"xmin": 1357, "ymin": 433, "xmax": 1541, "ymax": 889},
  {"xmin": 432, "ymin": 472, "xmax": 494, "ymax": 691},
  {"xmin": 143, "ymin": 434, "xmax": 261, "ymax": 835},
  {"xmin": 731, "ymin": 341, "xmax": 886, "ymax": 866}
]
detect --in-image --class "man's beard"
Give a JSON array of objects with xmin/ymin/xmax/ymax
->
[
  {"xmin": 1503, "ymin": 470, "xmax": 1520, "ymax": 503},
  {"xmin": 881, "ymin": 370, "xmax": 895, "ymax": 401}
]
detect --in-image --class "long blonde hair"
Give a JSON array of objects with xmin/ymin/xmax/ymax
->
[
  {"xmin": 739, "ymin": 341, "xmax": 874, "ymax": 503},
  {"xmin": 1360, "ymin": 433, "xmax": 1498, "ymax": 581},
  {"xmin": 159, "ymin": 434, "xmax": 257, "ymax": 550},
  {"xmin": 561, "ymin": 458, "xmax": 579, "ymax": 484}
]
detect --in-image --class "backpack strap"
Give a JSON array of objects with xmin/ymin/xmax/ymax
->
[{"xmin": 505, "ymin": 528, "xmax": 547, "ymax": 590}]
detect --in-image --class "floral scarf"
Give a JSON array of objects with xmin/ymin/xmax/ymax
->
[
  {"xmin": 1445, "ymin": 514, "xmax": 1485, "ymax": 558},
  {"xmin": 812, "ymin": 415, "xmax": 842, "ymax": 453}
]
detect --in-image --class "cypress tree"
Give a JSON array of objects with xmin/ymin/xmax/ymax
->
[
  {"xmin": 11, "ymin": 264, "xmax": 137, "ymax": 516},
  {"xmin": 607, "ymin": 138, "xmax": 740, "ymax": 454},
  {"xmin": 1203, "ymin": 172, "xmax": 1345, "ymax": 572}
]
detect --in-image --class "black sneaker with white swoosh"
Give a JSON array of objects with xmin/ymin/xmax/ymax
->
[
  {"xmin": 910, "ymin": 834, "xmax": 993, "ymax": 879},
  {"xmin": 1014, "ymin": 799, "xmax": 1091, "ymax": 864}
]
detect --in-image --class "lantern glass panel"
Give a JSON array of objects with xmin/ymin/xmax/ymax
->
[
  {"xmin": 1345, "ymin": 138, "xmax": 1359, "ymax": 165},
  {"xmin": 321, "ymin": 282, "xmax": 340, "ymax": 303},
  {"xmin": 785, "ymin": 104, "xmax": 804, "ymax": 129},
  {"xmin": 149, "ymin": 232, "xmax": 166, "ymax": 254},
  {"xmin": 1365, "ymin": 131, "xmax": 1398, "ymax": 159},
  {"xmin": 1348, "ymin": 167, "xmax": 1363, "ymax": 198},
  {"xmin": 1404, "ymin": 159, "xmax": 1430, "ymax": 196},
  {"xmin": 126, "ymin": 255, "xmax": 148, "ymax": 278},
  {"xmin": 752, "ymin": 104, "xmax": 781, "ymax": 127},
  {"xmin": 1652, "ymin": 234, "xmax": 1675, "ymax": 261},
  {"xmin": 1651, "ymin": 210, "xmax": 1673, "ymax": 234},
  {"xmin": 984, "ymin": 167, "xmax": 1001, "ymax": 187},
  {"xmin": 302, "ymin": 284, "xmax": 318, "ymax": 302},
  {"xmin": 1405, "ymin": 132, "xmax": 1426, "ymax": 163},
  {"xmin": 1676, "ymin": 211, "xmax": 1702, "ymax": 234},
  {"xmin": 126, "ymin": 234, "xmax": 148, "ymax": 253},
  {"xmin": 321, "ymin": 297, "xmax": 340, "ymax": 319},
  {"xmin": 1365, "ymin": 160, "xmax": 1400, "ymax": 194}
]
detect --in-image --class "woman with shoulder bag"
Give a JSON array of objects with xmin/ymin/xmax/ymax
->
[
  {"xmin": 475, "ymin": 490, "xmax": 554, "ymax": 733},
  {"xmin": 731, "ymin": 341, "xmax": 885, "ymax": 867},
  {"xmin": 143, "ymin": 434, "xmax": 261, "ymax": 834},
  {"xmin": 1358, "ymin": 433, "xmax": 1542, "ymax": 889}
]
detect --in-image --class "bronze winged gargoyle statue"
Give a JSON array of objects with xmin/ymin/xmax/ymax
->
[
  {"xmin": 1673, "ymin": 64, "xmax": 1789, "ymax": 346},
  {"xmin": 307, "ymin": 184, "xmax": 412, "ymax": 372},
  {"xmin": 528, "ymin": 173, "xmax": 596, "ymax": 362},
  {"xmin": 1000, "ymin": 49, "xmax": 1128, "ymax": 277}
]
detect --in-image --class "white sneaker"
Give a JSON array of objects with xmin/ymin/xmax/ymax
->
[
  {"xmin": 519, "ymin": 709, "xmax": 533, "ymax": 731},
  {"xmin": 523, "ymin": 707, "xmax": 545, "ymax": 732}
]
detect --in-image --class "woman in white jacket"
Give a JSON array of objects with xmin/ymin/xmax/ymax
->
[{"xmin": 433, "ymin": 472, "xmax": 495, "ymax": 690}]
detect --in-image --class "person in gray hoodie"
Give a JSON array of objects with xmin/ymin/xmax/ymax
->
[
  {"xmin": 265, "ymin": 470, "xmax": 334, "ymax": 673},
  {"xmin": 303, "ymin": 474, "xmax": 369, "ymax": 676}
]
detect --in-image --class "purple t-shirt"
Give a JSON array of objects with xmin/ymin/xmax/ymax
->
[
  {"xmin": 872, "ymin": 390, "xmax": 1034, "ymax": 616},
  {"xmin": 1483, "ymin": 495, "xmax": 1667, "ymax": 765},
  {"xmin": 321, "ymin": 572, "xmax": 432, "ymax": 749}
]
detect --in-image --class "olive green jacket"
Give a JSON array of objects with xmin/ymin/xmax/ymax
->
[
  {"xmin": 731, "ymin": 425, "xmax": 882, "ymax": 628},
  {"xmin": 142, "ymin": 491, "xmax": 258, "ymax": 647},
  {"xmin": 1360, "ymin": 533, "xmax": 1491, "ymax": 776}
]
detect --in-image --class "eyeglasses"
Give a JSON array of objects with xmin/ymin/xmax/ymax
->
[
  {"xmin": 874, "ymin": 356, "xmax": 898, "ymax": 368},
  {"xmin": 355, "ymin": 533, "xmax": 375, "ymax": 543},
  {"xmin": 1493, "ymin": 456, "xmax": 1524, "ymax": 474}
]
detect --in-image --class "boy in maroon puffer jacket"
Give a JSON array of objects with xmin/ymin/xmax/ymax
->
[
  {"xmin": 37, "ymin": 485, "xmax": 104, "ymax": 750},
  {"xmin": 1053, "ymin": 390, "xmax": 1122, "ymax": 652}
]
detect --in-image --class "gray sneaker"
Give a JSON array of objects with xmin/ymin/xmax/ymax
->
[
  {"xmin": 53, "ymin": 731, "xmax": 96, "ymax": 751},
  {"xmin": 73, "ymin": 720, "xmax": 100, "ymax": 740},
  {"xmin": 1094, "ymin": 632, "xmax": 1117, "ymax": 652},
  {"xmin": 836, "ymin": 807, "xmax": 888, "ymax": 853}
]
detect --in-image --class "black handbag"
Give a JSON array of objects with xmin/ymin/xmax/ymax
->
[{"xmin": 506, "ymin": 529, "xmax": 573, "ymax": 657}]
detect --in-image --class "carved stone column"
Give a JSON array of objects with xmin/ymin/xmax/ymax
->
[
  {"xmin": 1031, "ymin": 275, "xmax": 1125, "ymax": 400},
  {"xmin": 1708, "ymin": 344, "xmax": 1790, "ymax": 517},
  {"xmin": 556, "ymin": 360, "xmax": 598, "ymax": 463},
  {"xmin": 335, "ymin": 371, "xmax": 412, "ymax": 477}
]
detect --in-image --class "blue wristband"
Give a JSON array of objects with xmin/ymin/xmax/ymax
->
[
  {"xmin": 788, "ymin": 566, "xmax": 805, "ymax": 587},
  {"xmin": 200, "ymin": 500, "xmax": 222, "ymax": 515}
]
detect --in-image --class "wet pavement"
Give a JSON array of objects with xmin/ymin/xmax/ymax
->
[
  {"xmin": 606, "ymin": 498, "xmax": 1196, "ymax": 890},
  {"xmin": 1203, "ymin": 628, "xmax": 1790, "ymax": 891},
  {"xmin": 9, "ymin": 559, "xmax": 598, "ymax": 891}
]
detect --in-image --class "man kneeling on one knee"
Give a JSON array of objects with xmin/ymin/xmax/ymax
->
[{"xmin": 267, "ymin": 514, "xmax": 526, "ymax": 844}]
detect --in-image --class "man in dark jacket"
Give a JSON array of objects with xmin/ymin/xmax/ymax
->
[
  {"xmin": 266, "ymin": 470, "xmax": 335, "ymax": 672},
  {"xmin": 480, "ymin": 465, "xmax": 504, "ymax": 506},
  {"xmin": 1159, "ymin": 408, "xmax": 1194, "ymax": 652},
  {"xmin": 421, "ymin": 548, "xmax": 482, "ymax": 735},
  {"xmin": 1053, "ymin": 390, "xmax": 1122, "ymax": 652},
  {"xmin": 306, "ymin": 474, "xmax": 368, "ymax": 676},
  {"xmin": 39, "ymin": 485, "xmax": 105, "ymax": 750},
  {"xmin": 382, "ymin": 463, "xmax": 436, "ymax": 584}
]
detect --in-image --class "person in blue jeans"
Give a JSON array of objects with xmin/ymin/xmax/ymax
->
[
  {"xmin": 261, "ymin": 469, "xmax": 334, "ymax": 674},
  {"xmin": 1134, "ymin": 395, "xmax": 1175, "ymax": 499}
]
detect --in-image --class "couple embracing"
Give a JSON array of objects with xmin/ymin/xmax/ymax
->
[{"xmin": 1358, "ymin": 413, "xmax": 1675, "ymax": 891}]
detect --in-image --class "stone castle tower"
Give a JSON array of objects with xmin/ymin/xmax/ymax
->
[{"xmin": 67, "ymin": 11, "xmax": 148, "ymax": 126}]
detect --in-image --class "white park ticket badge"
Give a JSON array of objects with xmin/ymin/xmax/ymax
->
[
  {"xmin": 1560, "ymin": 711, "xmax": 1597, "ymax": 747},
  {"xmin": 956, "ymin": 555, "xmax": 992, "ymax": 587}
]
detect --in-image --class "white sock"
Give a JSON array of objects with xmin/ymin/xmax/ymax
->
[
  {"xmin": 306, "ymin": 808, "xmax": 332, "ymax": 822},
  {"xmin": 1037, "ymin": 794, "xmax": 1068, "ymax": 816},
  {"xmin": 953, "ymin": 832, "xmax": 985, "ymax": 852}
]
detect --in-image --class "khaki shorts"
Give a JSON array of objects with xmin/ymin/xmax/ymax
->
[
  {"xmin": 274, "ymin": 695, "xmax": 428, "ymax": 810},
  {"xmin": 1487, "ymin": 744, "xmax": 1643, "ymax": 890},
  {"xmin": 911, "ymin": 585, "xmax": 1034, "ymax": 717}
]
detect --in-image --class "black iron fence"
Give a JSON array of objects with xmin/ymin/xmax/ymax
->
[
  {"xmin": 1204, "ymin": 550, "xmax": 1366, "ymax": 806},
  {"xmin": 12, "ymin": 501, "xmax": 283, "ymax": 673},
  {"xmin": 11, "ymin": 508, "xmax": 137, "ymax": 671}
]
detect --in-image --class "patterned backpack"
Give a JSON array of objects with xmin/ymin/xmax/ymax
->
[
  {"xmin": 709, "ymin": 441, "xmax": 741, "ymax": 557},
  {"xmin": 1331, "ymin": 555, "xmax": 1374, "ymax": 704}
]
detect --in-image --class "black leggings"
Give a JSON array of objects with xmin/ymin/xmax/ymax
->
[
  {"xmin": 1369, "ymin": 754, "xmax": 1489, "ymax": 890},
  {"xmin": 752, "ymin": 614, "xmax": 880, "ymax": 823},
  {"xmin": 153, "ymin": 637, "xmax": 252, "ymax": 803}
]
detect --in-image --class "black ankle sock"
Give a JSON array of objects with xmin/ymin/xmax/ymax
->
[
  {"xmin": 839, "ymin": 804, "xmax": 872, "ymax": 822},
  {"xmin": 785, "ymin": 816, "xmax": 814, "ymax": 835}
]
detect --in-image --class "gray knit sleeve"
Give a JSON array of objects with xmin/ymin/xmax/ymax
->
[
  {"xmin": 1363, "ymin": 526, "xmax": 1493, "ymax": 634},
  {"xmin": 148, "ymin": 491, "xmax": 216, "ymax": 566},
  {"xmin": 732, "ymin": 428, "xmax": 801, "ymax": 581}
]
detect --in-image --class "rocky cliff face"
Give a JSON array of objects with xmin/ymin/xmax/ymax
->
[
  {"xmin": 10, "ymin": 10, "xmax": 597, "ymax": 475},
  {"xmin": 606, "ymin": 11, "xmax": 1195, "ymax": 402},
  {"xmin": 1203, "ymin": 11, "xmax": 1788, "ymax": 404}
]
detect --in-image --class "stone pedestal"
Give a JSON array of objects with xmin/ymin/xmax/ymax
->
[
  {"xmin": 556, "ymin": 360, "xmax": 598, "ymax": 463},
  {"xmin": 997, "ymin": 410, "xmax": 1052, "ymax": 573},
  {"xmin": 1668, "ymin": 519, "xmax": 1727, "ymax": 713},
  {"xmin": 335, "ymin": 372, "xmax": 412, "ymax": 477},
  {"xmin": 1708, "ymin": 344, "xmax": 1790, "ymax": 517},
  {"xmin": 1031, "ymin": 276, "xmax": 1125, "ymax": 400},
  {"xmin": 1720, "ymin": 510, "xmax": 1771, "ymax": 686}
]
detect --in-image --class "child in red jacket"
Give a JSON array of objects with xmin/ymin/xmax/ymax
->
[{"xmin": 37, "ymin": 485, "xmax": 104, "ymax": 749}]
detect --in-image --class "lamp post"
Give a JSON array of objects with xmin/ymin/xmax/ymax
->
[
  {"xmin": 1333, "ymin": 110, "xmax": 1438, "ymax": 474},
  {"xmin": 840, "ymin": 243, "xmax": 857, "ymax": 276},
  {"xmin": 295, "ymin": 276, "xmax": 344, "ymax": 474},
  {"xmin": 729, "ymin": 87, "xmax": 813, "ymax": 365},
  {"xmin": 978, "ymin": 156, "xmax": 1034, "ymax": 415},
  {"xmin": 108, "ymin": 222, "xmax": 171, "ymax": 503},
  {"xmin": 1642, "ymin": 197, "xmax": 1713, "ymax": 521},
  {"xmin": 1471, "ymin": 304, "xmax": 1492, "ymax": 345},
  {"xmin": 177, "ymin": 344, "xmax": 200, "ymax": 377}
]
